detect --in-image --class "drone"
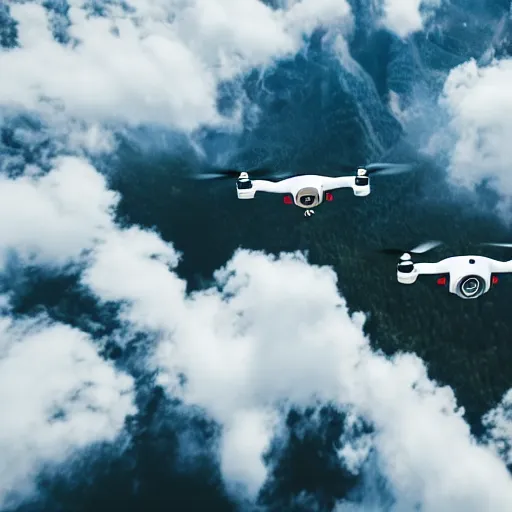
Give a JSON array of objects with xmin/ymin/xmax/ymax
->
[
  {"xmin": 382, "ymin": 241, "xmax": 512, "ymax": 299},
  {"xmin": 194, "ymin": 163, "xmax": 415, "ymax": 217}
]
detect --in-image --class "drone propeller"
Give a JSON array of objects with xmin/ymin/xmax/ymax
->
[
  {"xmin": 380, "ymin": 240, "xmax": 443, "ymax": 256},
  {"xmin": 192, "ymin": 169, "xmax": 240, "ymax": 181},
  {"xmin": 192, "ymin": 167, "xmax": 293, "ymax": 181},
  {"xmin": 479, "ymin": 242, "xmax": 512, "ymax": 248},
  {"xmin": 363, "ymin": 162, "xmax": 415, "ymax": 176},
  {"xmin": 336, "ymin": 161, "xmax": 415, "ymax": 177}
]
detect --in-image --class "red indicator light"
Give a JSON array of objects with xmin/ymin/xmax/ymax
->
[
  {"xmin": 437, "ymin": 277, "xmax": 446, "ymax": 286},
  {"xmin": 492, "ymin": 276, "xmax": 499, "ymax": 285},
  {"xmin": 283, "ymin": 196, "xmax": 293, "ymax": 204},
  {"xmin": 325, "ymin": 192, "xmax": 334, "ymax": 202}
]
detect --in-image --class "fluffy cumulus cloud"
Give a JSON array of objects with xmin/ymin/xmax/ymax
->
[
  {"xmin": 0, "ymin": 156, "xmax": 117, "ymax": 270},
  {"xmin": 0, "ymin": 119, "xmax": 511, "ymax": 512},
  {"xmin": 483, "ymin": 389, "xmax": 512, "ymax": 466},
  {"xmin": 0, "ymin": 153, "xmax": 136, "ymax": 507},
  {"xmin": 378, "ymin": 0, "xmax": 442, "ymax": 38},
  {"xmin": 82, "ymin": 227, "xmax": 512, "ymax": 508},
  {"xmin": 0, "ymin": 117, "xmax": 510, "ymax": 512},
  {"xmin": 0, "ymin": 0, "xmax": 355, "ymax": 502},
  {"xmin": 0, "ymin": 0, "xmax": 353, "ymax": 133},
  {"xmin": 439, "ymin": 57, "xmax": 512, "ymax": 207},
  {"xmin": 0, "ymin": 313, "xmax": 136, "ymax": 509}
]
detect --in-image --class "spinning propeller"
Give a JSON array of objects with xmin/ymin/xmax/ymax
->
[
  {"xmin": 380, "ymin": 241, "xmax": 512, "ymax": 258},
  {"xmin": 479, "ymin": 242, "xmax": 512, "ymax": 249},
  {"xmin": 358, "ymin": 162, "xmax": 415, "ymax": 177},
  {"xmin": 192, "ymin": 167, "xmax": 293, "ymax": 181},
  {"xmin": 193, "ymin": 161, "xmax": 415, "ymax": 181},
  {"xmin": 380, "ymin": 240, "xmax": 443, "ymax": 257},
  {"xmin": 336, "ymin": 161, "xmax": 416, "ymax": 177}
]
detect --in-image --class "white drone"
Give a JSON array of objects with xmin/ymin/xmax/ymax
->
[
  {"xmin": 384, "ymin": 241, "xmax": 512, "ymax": 299},
  {"xmin": 195, "ymin": 163, "xmax": 415, "ymax": 217}
]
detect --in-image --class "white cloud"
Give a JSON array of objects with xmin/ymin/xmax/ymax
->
[
  {"xmin": 219, "ymin": 408, "xmax": 280, "ymax": 496},
  {"xmin": 82, "ymin": 226, "xmax": 184, "ymax": 330},
  {"xmin": 439, "ymin": 57, "xmax": 512, "ymax": 208},
  {"xmin": 0, "ymin": 154, "xmax": 135, "ymax": 507},
  {"xmin": 0, "ymin": 315, "xmax": 136, "ymax": 509},
  {"xmin": 1, "ymin": 0, "xmax": 352, "ymax": 134},
  {"xmin": 0, "ymin": 131, "xmax": 510, "ymax": 509},
  {"xmin": 0, "ymin": 155, "xmax": 117, "ymax": 270},
  {"xmin": 483, "ymin": 389, "xmax": 512, "ymax": 466},
  {"xmin": 378, "ymin": 0, "xmax": 442, "ymax": 38},
  {"xmin": 82, "ymin": 228, "xmax": 512, "ymax": 508}
]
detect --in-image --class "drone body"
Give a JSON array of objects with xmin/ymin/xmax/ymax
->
[
  {"xmin": 396, "ymin": 249, "xmax": 512, "ymax": 299},
  {"xmin": 236, "ymin": 170, "xmax": 370, "ymax": 216},
  {"xmin": 195, "ymin": 162, "xmax": 413, "ymax": 217}
]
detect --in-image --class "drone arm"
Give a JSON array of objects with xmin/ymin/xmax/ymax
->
[
  {"xmin": 321, "ymin": 176, "xmax": 355, "ymax": 191},
  {"xmin": 322, "ymin": 176, "xmax": 370, "ymax": 197},
  {"xmin": 397, "ymin": 260, "xmax": 451, "ymax": 286},
  {"xmin": 414, "ymin": 261, "xmax": 451, "ymax": 275},
  {"xmin": 489, "ymin": 260, "xmax": 512, "ymax": 273},
  {"xmin": 237, "ymin": 178, "xmax": 292, "ymax": 200},
  {"xmin": 251, "ymin": 179, "xmax": 293, "ymax": 194}
]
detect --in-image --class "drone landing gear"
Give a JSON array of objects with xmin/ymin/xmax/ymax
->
[{"xmin": 304, "ymin": 209, "xmax": 315, "ymax": 217}]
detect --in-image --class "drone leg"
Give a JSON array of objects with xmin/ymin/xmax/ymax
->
[{"xmin": 304, "ymin": 210, "xmax": 315, "ymax": 217}]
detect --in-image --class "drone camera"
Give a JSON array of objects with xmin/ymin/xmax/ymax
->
[{"xmin": 455, "ymin": 274, "xmax": 487, "ymax": 299}]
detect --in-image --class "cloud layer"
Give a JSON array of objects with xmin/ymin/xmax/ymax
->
[
  {"xmin": 0, "ymin": 313, "xmax": 136, "ymax": 509},
  {"xmin": 0, "ymin": 156, "xmax": 117, "ymax": 270},
  {"xmin": 440, "ymin": 57, "xmax": 512, "ymax": 207},
  {"xmin": 2, "ymin": 149, "xmax": 511, "ymax": 508},
  {"xmin": 379, "ymin": 0, "xmax": 442, "ymax": 38},
  {"xmin": 82, "ymin": 227, "xmax": 512, "ymax": 509},
  {"xmin": 483, "ymin": 389, "xmax": 512, "ymax": 467},
  {"xmin": 2, "ymin": 0, "xmax": 353, "ymax": 134}
]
